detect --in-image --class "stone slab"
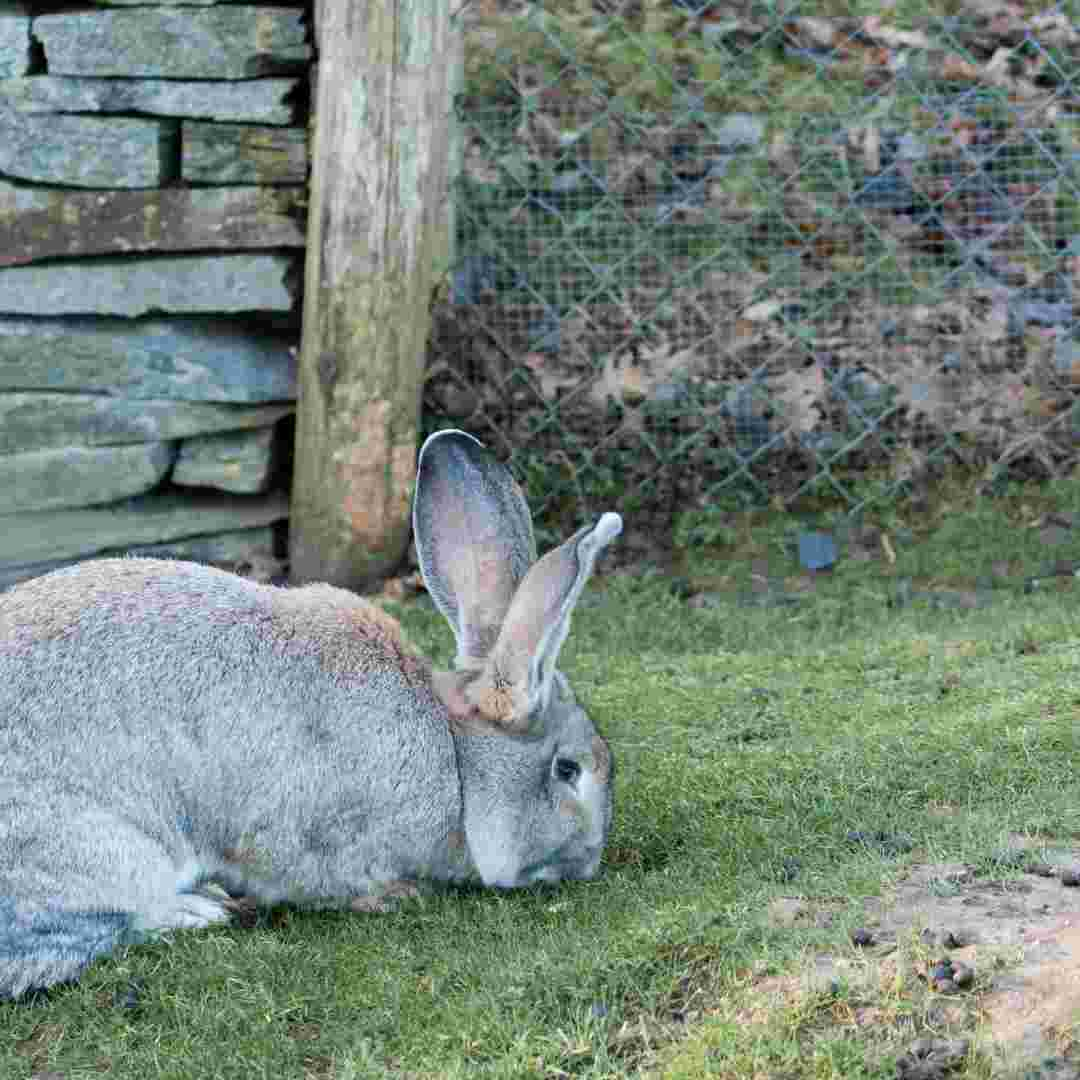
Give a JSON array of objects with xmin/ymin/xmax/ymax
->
[
  {"xmin": 35, "ymin": 9, "xmax": 311, "ymax": 79},
  {"xmin": 0, "ymin": 441, "xmax": 175, "ymax": 513},
  {"xmin": 0, "ymin": 181, "xmax": 305, "ymax": 267},
  {"xmin": 183, "ymin": 121, "xmax": 307, "ymax": 184},
  {"xmin": 0, "ymin": 254, "xmax": 296, "ymax": 316},
  {"xmin": 0, "ymin": 111, "xmax": 175, "ymax": 187},
  {"xmin": 0, "ymin": 526, "xmax": 279, "ymax": 592},
  {"xmin": 0, "ymin": 317, "xmax": 296, "ymax": 402},
  {"xmin": 0, "ymin": 393, "xmax": 292, "ymax": 453},
  {"xmin": 0, "ymin": 76, "xmax": 300, "ymax": 124},
  {"xmin": 174, "ymin": 426, "xmax": 278, "ymax": 494},
  {"xmin": 0, "ymin": 490, "xmax": 288, "ymax": 566},
  {"xmin": 0, "ymin": 4, "xmax": 29, "ymax": 77},
  {"xmin": 79, "ymin": 0, "xmax": 217, "ymax": 7},
  {"xmin": 124, "ymin": 527, "xmax": 280, "ymax": 564}
]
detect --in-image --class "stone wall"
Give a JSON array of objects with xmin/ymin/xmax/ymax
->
[{"xmin": 0, "ymin": 0, "xmax": 309, "ymax": 588}]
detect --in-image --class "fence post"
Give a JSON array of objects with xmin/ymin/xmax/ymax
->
[{"xmin": 290, "ymin": 0, "xmax": 456, "ymax": 588}]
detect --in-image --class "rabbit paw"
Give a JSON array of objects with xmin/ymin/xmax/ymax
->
[{"xmin": 155, "ymin": 893, "xmax": 234, "ymax": 930}]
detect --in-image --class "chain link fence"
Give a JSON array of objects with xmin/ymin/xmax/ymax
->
[{"xmin": 424, "ymin": 3, "xmax": 1080, "ymax": 547}]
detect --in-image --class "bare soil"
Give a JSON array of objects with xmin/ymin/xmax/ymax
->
[{"xmin": 766, "ymin": 837, "xmax": 1080, "ymax": 1077}]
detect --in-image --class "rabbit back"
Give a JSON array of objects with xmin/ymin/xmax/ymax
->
[{"xmin": 0, "ymin": 558, "xmax": 464, "ymax": 998}]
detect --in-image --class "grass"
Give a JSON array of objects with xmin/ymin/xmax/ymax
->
[{"xmin": 3, "ymin": 477, "xmax": 1080, "ymax": 1078}]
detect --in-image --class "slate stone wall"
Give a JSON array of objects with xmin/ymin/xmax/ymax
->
[{"xmin": 0, "ymin": 0, "xmax": 310, "ymax": 588}]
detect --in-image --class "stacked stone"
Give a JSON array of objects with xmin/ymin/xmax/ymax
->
[{"xmin": 0, "ymin": 1, "xmax": 310, "ymax": 588}]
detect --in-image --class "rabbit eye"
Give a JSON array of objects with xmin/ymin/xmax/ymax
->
[{"xmin": 554, "ymin": 758, "xmax": 581, "ymax": 785}]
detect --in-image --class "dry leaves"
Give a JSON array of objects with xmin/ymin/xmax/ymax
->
[{"xmin": 428, "ymin": 6, "xmax": 1080, "ymax": 525}]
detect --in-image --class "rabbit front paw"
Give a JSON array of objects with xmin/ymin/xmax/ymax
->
[{"xmin": 152, "ymin": 893, "xmax": 234, "ymax": 931}]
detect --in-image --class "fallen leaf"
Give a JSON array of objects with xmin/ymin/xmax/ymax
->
[{"xmin": 773, "ymin": 363, "xmax": 825, "ymax": 434}]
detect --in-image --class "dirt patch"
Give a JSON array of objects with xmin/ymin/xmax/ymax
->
[
  {"xmin": 765, "ymin": 840, "xmax": 1080, "ymax": 1076},
  {"xmin": 976, "ymin": 923, "xmax": 1080, "ymax": 1072},
  {"xmin": 868, "ymin": 847, "xmax": 1080, "ymax": 1075}
]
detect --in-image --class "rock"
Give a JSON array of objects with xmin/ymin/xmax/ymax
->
[
  {"xmin": 0, "ymin": 76, "xmax": 300, "ymax": 124},
  {"xmin": 34, "ymin": 9, "xmax": 311, "ymax": 79},
  {"xmin": 182, "ymin": 122, "xmax": 307, "ymax": 184},
  {"xmin": 0, "ymin": 442, "xmax": 175, "ymax": 513},
  {"xmin": 122, "ymin": 527, "xmax": 280, "ymax": 566},
  {"xmin": 0, "ymin": 525, "xmax": 280, "ymax": 591},
  {"xmin": 87, "ymin": 0, "xmax": 216, "ymax": 7},
  {"xmin": 0, "ymin": 393, "xmax": 292, "ymax": 454},
  {"xmin": 0, "ymin": 254, "xmax": 296, "ymax": 316},
  {"xmin": 0, "ymin": 180, "xmax": 306, "ymax": 265},
  {"xmin": 0, "ymin": 3, "xmax": 29, "ymax": 77},
  {"xmin": 0, "ymin": 111, "xmax": 176, "ymax": 187},
  {"xmin": 0, "ymin": 317, "xmax": 296, "ymax": 402},
  {"xmin": 0, "ymin": 490, "xmax": 288, "ymax": 566},
  {"xmin": 173, "ymin": 426, "xmax": 278, "ymax": 494}
]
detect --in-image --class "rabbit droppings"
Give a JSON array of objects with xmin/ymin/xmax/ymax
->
[{"xmin": 0, "ymin": 429, "xmax": 622, "ymax": 999}]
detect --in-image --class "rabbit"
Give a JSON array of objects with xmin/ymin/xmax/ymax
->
[{"xmin": 0, "ymin": 429, "xmax": 622, "ymax": 1000}]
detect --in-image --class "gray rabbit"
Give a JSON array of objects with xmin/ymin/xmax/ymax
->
[{"xmin": 0, "ymin": 429, "xmax": 621, "ymax": 999}]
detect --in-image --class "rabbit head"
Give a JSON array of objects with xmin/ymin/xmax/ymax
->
[{"xmin": 414, "ymin": 430, "xmax": 621, "ymax": 888}]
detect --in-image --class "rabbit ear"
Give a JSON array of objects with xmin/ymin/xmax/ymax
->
[
  {"xmin": 448, "ymin": 512, "xmax": 622, "ymax": 736},
  {"xmin": 413, "ymin": 430, "xmax": 537, "ymax": 668}
]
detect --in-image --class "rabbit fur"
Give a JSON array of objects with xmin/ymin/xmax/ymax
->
[{"xmin": 0, "ymin": 429, "xmax": 622, "ymax": 999}]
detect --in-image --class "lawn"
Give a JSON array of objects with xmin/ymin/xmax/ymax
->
[{"xmin": 2, "ymin": 479, "xmax": 1079, "ymax": 1078}]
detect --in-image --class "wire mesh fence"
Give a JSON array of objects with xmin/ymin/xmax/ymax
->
[{"xmin": 425, "ymin": 3, "xmax": 1080, "ymax": 546}]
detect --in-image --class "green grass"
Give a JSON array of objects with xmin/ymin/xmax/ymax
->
[{"xmin": 3, "ymin": 483, "xmax": 1080, "ymax": 1078}]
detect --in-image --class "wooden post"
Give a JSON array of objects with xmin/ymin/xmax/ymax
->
[{"xmin": 290, "ymin": 0, "xmax": 456, "ymax": 588}]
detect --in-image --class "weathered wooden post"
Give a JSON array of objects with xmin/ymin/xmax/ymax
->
[{"xmin": 290, "ymin": 0, "xmax": 457, "ymax": 587}]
